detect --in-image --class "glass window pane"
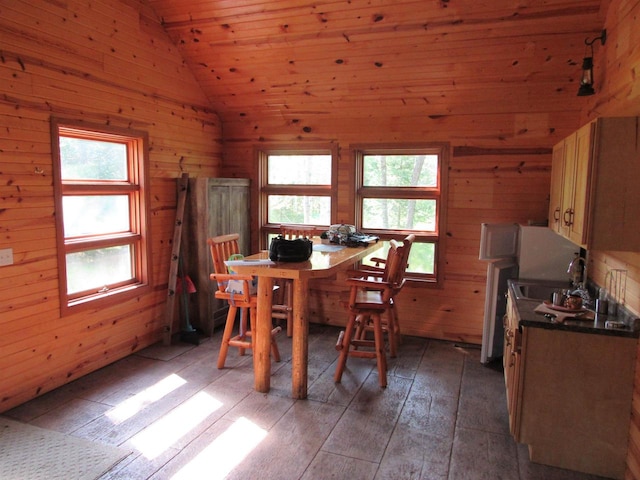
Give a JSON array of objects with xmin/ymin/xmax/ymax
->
[
  {"xmin": 63, "ymin": 195, "xmax": 130, "ymax": 237},
  {"xmin": 363, "ymin": 154, "xmax": 438, "ymax": 187},
  {"xmin": 268, "ymin": 195, "xmax": 331, "ymax": 225},
  {"xmin": 362, "ymin": 241, "xmax": 434, "ymax": 275},
  {"xmin": 362, "ymin": 198, "xmax": 436, "ymax": 231},
  {"xmin": 268, "ymin": 155, "xmax": 331, "ymax": 185},
  {"xmin": 66, "ymin": 245, "xmax": 133, "ymax": 294},
  {"xmin": 408, "ymin": 243, "xmax": 435, "ymax": 275},
  {"xmin": 60, "ymin": 137, "xmax": 128, "ymax": 180}
]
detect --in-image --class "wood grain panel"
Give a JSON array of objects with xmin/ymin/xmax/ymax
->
[
  {"xmin": 0, "ymin": 0, "xmax": 221, "ymax": 413},
  {"xmin": 3, "ymin": 0, "xmax": 640, "ymax": 475}
]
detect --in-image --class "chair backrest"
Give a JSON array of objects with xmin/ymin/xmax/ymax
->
[
  {"xmin": 280, "ymin": 224, "xmax": 317, "ymax": 239},
  {"xmin": 207, "ymin": 233, "xmax": 241, "ymax": 276},
  {"xmin": 384, "ymin": 234, "xmax": 415, "ymax": 288}
]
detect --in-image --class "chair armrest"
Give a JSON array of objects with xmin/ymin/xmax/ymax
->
[
  {"xmin": 210, "ymin": 273, "xmax": 255, "ymax": 301},
  {"xmin": 345, "ymin": 277, "xmax": 389, "ymax": 291},
  {"xmin": 210, "ymin": 273, "xmax": 254, "ymax": 282},
  {"xmin": 346, "ymin": 267, "xmax": 384, "ymax": 279},
  {"xmin": 369, "ymin": 257, "xmax": 387, "ymax": 267}
]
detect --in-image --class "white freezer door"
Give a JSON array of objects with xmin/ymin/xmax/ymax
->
[
  {"xmin": 479, "ymin": 223, "xmax": 519, "ymax": 260},
  {"xmin": 481, "ymin": 258, "xmax": 518, "ymax": 364}
]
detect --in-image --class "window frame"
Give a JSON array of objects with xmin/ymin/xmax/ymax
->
[
  {"xmin": 257, "ymin": 144, "xmax": 338, "ymax": 248},
  {"xmin": 353, "ymin": 143, "xmax": 449, "ymax": 284},
  {"xmin": 51, "ymin": 118, "xmax": 152, "ymax": 315}
]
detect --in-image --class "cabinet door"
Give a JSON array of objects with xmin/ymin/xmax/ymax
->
[
  {"xmin": 226, "ymin": 184, "xmax": 251, "ymax": 255},
  {"xmin": 549, "ymin": 117, "xmax": 640, "ymax": 250},
  {"xmin": 548, "ymin": 142, "xmax": 565, "ymax": 233},
  {"xmin": 566, "ymin": 123, "xmax": 594, "ymax": 246},
  {"xmin": 559, "ymin": 131, "xmax": 577, "ymax": 239}
]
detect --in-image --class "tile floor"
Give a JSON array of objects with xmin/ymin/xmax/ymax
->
[{"xmin": 4, "ymin": 324, "xmax": 608, "ymax": 479}]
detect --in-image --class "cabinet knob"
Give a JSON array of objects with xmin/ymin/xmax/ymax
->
[{"xmin": 553, "ymin": 207, "xmax": 561, "ymax": 222}]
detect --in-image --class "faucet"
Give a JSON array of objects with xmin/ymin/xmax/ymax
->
[{"xmin": 567, "ymin": 254, "xmax": 587, "ymax": 288}]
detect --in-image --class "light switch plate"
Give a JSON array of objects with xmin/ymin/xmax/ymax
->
[{"xmin": 0, "ymin": 248, "xmax": 14, "ymax": 266}]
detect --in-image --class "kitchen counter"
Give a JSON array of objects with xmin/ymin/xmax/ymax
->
[
  {"xmin": 507, "ymin": 279, "xmax": 640, "ymax": 338},
  {"xmin": 504, "ymin": 278, "xmax": 639, "ymax": 479}
]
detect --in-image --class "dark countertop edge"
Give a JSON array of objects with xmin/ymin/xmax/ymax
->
[{"xmin": 508, "ymin": 279, "xmax": 640, "ymax": 339}]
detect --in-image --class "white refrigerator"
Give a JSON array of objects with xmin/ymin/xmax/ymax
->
[{"xmin": 478, "ymin": 224, "xmax": 578, "ymax": 363}]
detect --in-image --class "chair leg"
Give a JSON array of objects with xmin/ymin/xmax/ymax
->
[
  {"xmin": 285, "ymin": 280, "xmax": 293, "ymax": 337},
  {"xmin": 390, "ymin": 301, "xmax": 402, "ymax": 345},
  {"xmin": 271, "ymin": 335, "xmax": 281, "ymax": 362},
  {"xmin": 217, "ymin": 305, "xmax": 238, "ymax": 369},
  {"xmin": 385, "ymin": 308, "xmax": 398, "ymax": 358},
  {"xmin": 371, "ymin": 313, "xmax": 387, "ymax": 388},
  {"xmin": 238, "ymin": 307, "xmax": 249, "ymax": 356},
  {"xmin": 354, "ymin": 315, "xmax": 366, "ymax": 348},
  {"xmin": 334, "ymin": 313, "xmax": 358, "ymax": 383}
]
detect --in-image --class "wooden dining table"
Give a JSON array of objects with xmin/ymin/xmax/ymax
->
[{"xmin": 230, "ymin": 240, "xmax": 382, "ymax": 399}]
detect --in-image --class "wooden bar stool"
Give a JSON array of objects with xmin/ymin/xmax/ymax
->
[
  {"xmin": 334, "ymin": 235, "xmax": 414, "ymax": 387},
  {"xmin": 208, "ymin": 233, "xmax": 282, "ymax": 369},
  {"xmin": 349, "ymin": 234, "xmax": 414, "ymax": 357}
]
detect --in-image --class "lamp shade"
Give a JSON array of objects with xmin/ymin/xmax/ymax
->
[{"xmin": 577, "ymin": 57, "xmax": 595, "ymax": 96}]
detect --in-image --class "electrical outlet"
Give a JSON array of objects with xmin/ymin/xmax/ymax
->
[{"xmin": 0, "ymin": 248, "xmax": 14, "ymax": 266}]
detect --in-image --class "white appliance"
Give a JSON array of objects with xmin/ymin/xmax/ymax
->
[{"xmin": 478, "ymin": 223, "xmax": 578, "ymax": 363}]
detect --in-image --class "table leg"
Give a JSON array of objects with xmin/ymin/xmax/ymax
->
[
  {"xmin": 254, "ymin": 276, "xmax": 274, "ymax": 393},
  {"xmin": 291, "ymin": 277, "xmax": 309, "ymax": 399}
]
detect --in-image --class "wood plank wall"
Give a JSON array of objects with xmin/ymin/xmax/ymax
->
[
  {"xmin": 0, "ymin": 0, "xmax": 222, "ymax": 412},
  {"xmin": 220, "ymin": 0, "xmax": 640, "ymax": 475},
  {"xmin": 221, "ymin": 103, "xmax": 579, "ymax": 344},
  {"xmin": 586, "ymin": 1, "xmax": 640, "ymax": 478},
  {"xmin": 2, "ymin": 0, "xmax": 640, "ymax": 476}
]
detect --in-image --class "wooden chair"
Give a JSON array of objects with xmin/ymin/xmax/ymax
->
[
  {"xmin": 334, "ymin": 234, "xmax": 414, "ymax": 387},
  {"xmin": 275, "ymin": 225, "xmax": 317, "ymax": 336},
  {"xmin": 349, "ymin": 234, "xmax": 415, "ymax": 357},
  {"xmin": 208, "ymin": 233, "xmax": 281, "ymax": 369}
]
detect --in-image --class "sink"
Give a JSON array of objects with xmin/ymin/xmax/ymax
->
[{"xmin": 512, "ymin": 282, "xmax": 567, "ymax": 301}]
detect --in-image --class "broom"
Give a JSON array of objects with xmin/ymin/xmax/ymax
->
[{"xmin": 177, "ymin": 252, "xmax": 200, "ymax": 345}]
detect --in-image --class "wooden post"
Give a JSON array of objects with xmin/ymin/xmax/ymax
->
[
  {"xmin": 291, "ymin": 278, "xmax": 309, "ymax": 399},
  {"xmin": 162, "ymin": 173, "xmax": 189, "ymax": 346},
  {"xmin": 253, "ymin": 276, "xmax": 274, "ymax": 392}
]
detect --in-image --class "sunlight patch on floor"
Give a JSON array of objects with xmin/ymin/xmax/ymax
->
[
  {"xmin": 171, "ymin": 417, "xmax": 267, "ymax": 480},
  {"xmin": 106, "ymin": 374, "xmax": 187, "ymax": 424},
  {"xmin": 131, "ymin": 391, "xmax": 222, "ymax": 459}
]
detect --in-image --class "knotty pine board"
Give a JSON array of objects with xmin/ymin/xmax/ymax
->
[{"xmin": 0, "ymin": 0, "xmax": 222, "ymax": 413}]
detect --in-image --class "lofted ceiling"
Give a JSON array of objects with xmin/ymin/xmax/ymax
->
[{"xmin": 146, "ymin": 0, "xmax": 608, "ymax": 123}]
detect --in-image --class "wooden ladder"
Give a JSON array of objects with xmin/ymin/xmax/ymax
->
[{"xmin": 163, "ymin": 173, "xmax": 189, "ymax": 346}]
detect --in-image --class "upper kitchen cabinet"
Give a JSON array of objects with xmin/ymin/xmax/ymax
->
[{"xmin": 548, "ymin": 117, "xmax": 640, "ymax": 251}]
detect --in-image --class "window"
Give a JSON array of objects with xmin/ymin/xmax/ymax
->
[
  {"xmin": 51, "ymin": 118, "xmax": 151, "ymax": 313},
  {"xmin": 355, "ymin": 145, "xmax": 449, "ymax": 282},
  {"xmin": 258, "ymin": 146, "xmax": 337, "ymax": 246}
]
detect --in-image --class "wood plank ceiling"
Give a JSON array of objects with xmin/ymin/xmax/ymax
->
[{"xmin": 146, "ymin": 0, "xmax": 608, "ymax": 123}]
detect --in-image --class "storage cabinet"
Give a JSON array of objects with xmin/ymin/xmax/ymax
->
[
  {"xmin": 182, "ymin": 178, "xmax": 250, "ymax": 336},
  {"xmin": 548, "ymin": 117, "xmax": 640, "ymax": 251},
  {"xmin": 504, "ymin": 290, "xmax": 637, "ymax": 479}
]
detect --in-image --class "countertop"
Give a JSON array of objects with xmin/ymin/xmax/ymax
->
[{"xmin": 508, "ymin": 279, "xmax": 640, "ymax": 338}]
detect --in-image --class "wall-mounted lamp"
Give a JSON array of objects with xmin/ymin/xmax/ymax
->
[{"xmin": 578, "ymin": 29, "xmax": 606, "ymax": 96}]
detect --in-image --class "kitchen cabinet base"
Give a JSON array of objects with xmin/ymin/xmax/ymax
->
[
  {"xmin": 518, "ymin": 327, "xmax": 636, "ymax": 480},
  {"xmin": 528, "ymin": 441, "xmax": 626, "ymax": 479}
]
